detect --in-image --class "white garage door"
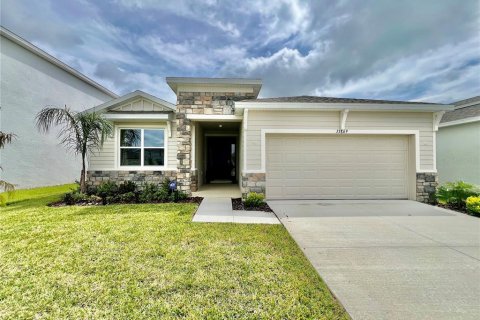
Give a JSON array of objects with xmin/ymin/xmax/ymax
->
[{"xmin": 266, "ymin": 134, "xmax": 410, "ymax": 200}]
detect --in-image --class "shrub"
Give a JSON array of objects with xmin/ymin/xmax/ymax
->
[
  {"xmin": 139, "ymin": 183, "xmax": 160, "ymax": 203},
  {"xmin": 118, "ymin": 181, "xmax": 136, "ymax": 194},
  {"xmin": 436, "ymin": 181, "xmax": 479, "ymax": 209},
  {"xmin": 96, "ymin": 181, "xmax": 118, "ymax": 199},
  {"xmin": 466, "ymin": 196, "xmax": 480, "ymax": 216},
  {"xmin": 139, "ymin": 179, "xmax": 185, "ymax": 203},
  {"xmin": 244, "ymin": 192, "xmax": 265, "ymax": 208},
  {"xmin": 118, "ymin": 192, "xmax": 137, "ymax": 203}
]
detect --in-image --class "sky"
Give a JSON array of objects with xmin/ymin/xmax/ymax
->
[{"xmin": 1, "ymin": 0, "xmax": 479, "ymax": 104}]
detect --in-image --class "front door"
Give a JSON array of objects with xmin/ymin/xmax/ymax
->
[{"xmin": 206, "ymin": 136, "xmax": 237, "ymax": 183}]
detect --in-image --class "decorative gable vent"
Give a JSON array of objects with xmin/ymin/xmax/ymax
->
[{"xmin": 111, "ymin": 98, "xmax": 173, "ymax": 112}]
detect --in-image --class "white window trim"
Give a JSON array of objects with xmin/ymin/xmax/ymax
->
[
  {"xmin": 242, "ymin": 129, "xmax": 427, "ymax": 173},
  {"xmin": 116, "ymin": 124, "xmax": 168, "ymax": 171}
]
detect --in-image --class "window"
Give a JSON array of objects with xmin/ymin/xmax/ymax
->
[{"xmin": 119, "ymin": 128, "xmax": 165, "ymax": 167}]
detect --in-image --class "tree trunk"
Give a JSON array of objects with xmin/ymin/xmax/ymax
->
[{"xmin": 80, "ymin": 153, "xmax": 86, "ymax": 193}]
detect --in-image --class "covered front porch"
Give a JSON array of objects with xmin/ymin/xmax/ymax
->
[{"xmin": 191, "ymin": 118, "xmax": 242, "ymax": 195}]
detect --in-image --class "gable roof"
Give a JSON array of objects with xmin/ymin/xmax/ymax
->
[
  {"xmin": 85, "ymin": 90, "xmax": 175, "ymax": 114},
  {"xmin": 441, "ymin": 96, "xmax": 480, "ymax": 124},
  {"xmin": 1, "ymin": 26, "xmax": 118, "ymax": 98},
  {"xmin": 245, "ymin": 95, "xmax": 440, "ymax": 105}
]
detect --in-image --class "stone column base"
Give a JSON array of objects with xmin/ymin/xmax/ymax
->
[
  {"xmin": 416, "ymin": 172, "xmax": 438, "ymax": 203},
  {"xmin": 241, "ymin": 173, "xmax": 266, "ymax": 198}
]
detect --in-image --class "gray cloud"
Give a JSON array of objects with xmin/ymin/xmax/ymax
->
[{"xmin": 1, "ymin": 0, "xmax": 478, "ymax": 103}]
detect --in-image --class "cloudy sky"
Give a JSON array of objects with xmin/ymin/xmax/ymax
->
[{"xmin": 1, "ymin": 0, "xmax": 479, "ymax": 103}]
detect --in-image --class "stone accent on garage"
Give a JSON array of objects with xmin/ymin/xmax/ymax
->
[
  {"xmin": 175, "ymin": 91, "xmax": 256, "ymax": 195},
  {"xmin": 241, "ymin": 172, "xmax": 266, "ymax": 197},
  {"xmin": 86, "ymin": 170, "xmax": 176, "ymax": 189},
  {"xmin": 416, "ymin": 172, "xmax": 438, "ymax": 203}
]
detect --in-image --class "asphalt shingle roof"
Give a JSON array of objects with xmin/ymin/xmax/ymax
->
[
  {"xmin": 441, "ymin": 96, "xmax": 480, "ymax": 123},
  {"xmin": 244, "ymin": 95, "xmax": 442, "ymax": 105}
]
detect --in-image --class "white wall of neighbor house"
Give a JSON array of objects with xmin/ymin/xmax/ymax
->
[
  {"xmin": 0, "ymin": 35, "xmax": 114, "ymax": 188},
  {"xmin": 437, "ymin": 122, "xmax": 480, "ymax": 185},
  {"xmin": 244, "ymin": 110, "xmax": 436, "ymax": 172},
  {"xmin": 87, "ymin": 121, "xmax": 178, "ymax": 170}
]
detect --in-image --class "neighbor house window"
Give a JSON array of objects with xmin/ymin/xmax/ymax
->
[{"xmin": 119, "ymin": 128, "xmax": 165, "ymax": 167}]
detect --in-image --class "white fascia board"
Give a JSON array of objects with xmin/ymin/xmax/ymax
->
[
  {"xmin": 235, "ymin": 101, "xmax": 455, "ymax": 112},
  {"xmin": 0, "ymin": 26, "xmax": 118, "ymax": 98},
  {"xmin": 85, "ymin": 90, "xmax": 175, "ymax": 114},
  {"xmin": 439, "ymin": 116, "xmax": 480, "ymax": 128},
  {"xmin": 104, "ymin": 113, "xmax": 171, "ymax": 121},
  {"xmin": 186, "ymin": 114, "xmax": 243, "ymax": 121},
  {"xmin": 166, "ymin": 77, "xmax": 262, "ymax": 96}
]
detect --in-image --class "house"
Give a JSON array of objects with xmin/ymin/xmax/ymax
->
[
  {"xmin": 85, "ymin": 77, "xmax": 454, "ymax": 202},
  {"xmin": 0, "ymin": 26, "xmax": 117, "ymax": 188},
  {"xmin": 437, "ymin": 96, "xmax": 480, "ymax": 185}
]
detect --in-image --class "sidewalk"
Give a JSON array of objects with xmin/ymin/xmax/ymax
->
[{"xmin": 193, "ymin": 197, "xmax": 280, "ymax": 224}]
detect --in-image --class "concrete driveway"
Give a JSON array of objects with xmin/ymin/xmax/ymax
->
[{"xmin": 268, "ymin": 200, "xmax": 480, "ymax": 320}]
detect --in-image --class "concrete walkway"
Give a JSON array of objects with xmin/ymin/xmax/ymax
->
[
  {"xmin": 269, "ymin": 200, "xmax": 480, "ymax": 320},
  {"xmin": 193, "ymin": 197, "xmax": 280, "ymax": 224}
]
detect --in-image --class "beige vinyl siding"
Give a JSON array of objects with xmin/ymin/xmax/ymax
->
[
  {"xmin": 245, "ymin": 110, "xmax": 435, "ymax": 171},
  {"xmin": 88, "ymin": 121, "xmax": 177, "ymax": 170},
  {"xmin": 246, "ymin": 110, "xmax": 339, "ymax": 169},
  {"xmin": 347, "ymin": 112, "xmax": 434, "ymax": 169}
]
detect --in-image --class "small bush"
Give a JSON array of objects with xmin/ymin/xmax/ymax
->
[
  {"xmin": 466, "ymin": 196, "xmax": 480, "ymax": 216},
  {"xmin": 118, "ymin": 192, "xmax": 137, "ymax": 203},
  {"xmin": 244, "ymin": 192, "xmax": 265, "ymax": 208},
  {"xmin": 96, "ymin": 181, "xmax": 118, "ymax": 199},
  {"xmin": 118, "ymin": 181, "xmax": 137, "ymax": 194},
  {"xmin": 139, "ymin": 179, "xmax": 185, "ymax": 203},
  {"xmin": 63, "ymin": 191, "xmax": 89, "ymax": 205},
  {"xmin": 436, "ymin": 181, "xmax": 479, "ymax": 209},
  {"xmin": 139, "ymin": 183, "xmax": 160, "ymax": 203}
]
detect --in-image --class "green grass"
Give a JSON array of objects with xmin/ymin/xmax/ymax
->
[{"xmin": 0, "ymin": 185, "xmax": 348, "ymax": 319}]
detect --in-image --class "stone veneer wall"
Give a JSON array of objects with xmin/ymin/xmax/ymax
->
[
  {"xmin": 176, "ymin": 91, "xmax": 256, "ymax": 194},
  {"xmin": 416, "ymin": 172, "xmax": 438, "ymax": 203},
  {"xmin": 241, "ymin": 173, "xmax": 266, "ymax": 197},
  {"xmin": 86, "ymin": 170, "xmax": 176, "ymax": 189}
]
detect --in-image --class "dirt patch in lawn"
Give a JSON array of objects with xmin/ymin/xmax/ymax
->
[{"xmin": 231, "ymin": 198, "xmax": 274, "ymax": 212}]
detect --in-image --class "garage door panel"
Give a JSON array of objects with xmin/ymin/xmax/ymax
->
[{"xmin": 266, "ymin": 134, "xmax": 409, "ymax": 200}]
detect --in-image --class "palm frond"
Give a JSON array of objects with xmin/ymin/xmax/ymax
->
[
  {"xmin": 0, "ymin": 180, "xmax": 15, "ymax": 193},
  {"xmin": 0, "ymin": 132, "xmax": 16, "ymax": 149}
]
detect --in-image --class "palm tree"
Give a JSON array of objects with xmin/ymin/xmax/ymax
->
[
  {"xmin": 36, "ymin": 106, "xmax": 112, "ymax": 193},
  {"xmin": 0, "ymin": 131, "xmax": 16, "ymax": 193}
]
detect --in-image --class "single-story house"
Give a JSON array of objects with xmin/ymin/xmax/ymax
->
[
  {"xmin": 0, "ymin": 26, "xmax": 117, "ymax": 188},
  {"xmin": 85, "ymin": 77, "xmax": 454, "ymax": 202},
  {"xmin": 437, "ymin": 96, "xmax": 480, "ymax": 185}
]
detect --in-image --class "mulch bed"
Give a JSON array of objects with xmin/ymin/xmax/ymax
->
[
  {"xmin": 49, "ymin": 197, "xmax": 203, "ymax": 207},
  {"xmin": 231, "ymin": 198, "xmax": 274, "ymax": 213},
  {"xmin": 436, "ymin": 203, "xmax": 468, "ymax": 213}
]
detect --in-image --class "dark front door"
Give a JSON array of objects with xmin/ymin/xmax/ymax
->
[{"xmin": 206, "ymin": 136, "xmax": 237, "ymax": 183}]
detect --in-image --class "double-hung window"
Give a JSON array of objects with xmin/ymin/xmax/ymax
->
[{"xmin": 119, "ymin": 128, "xmax": 165, "ymax": 167}]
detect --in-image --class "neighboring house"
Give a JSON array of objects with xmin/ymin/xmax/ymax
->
[
  {"xmin": 437, "ymin": 96, "xmax": 480, "ymax": 185},
  {"xmin": 0, "ymin": 26, "xmax": 117, "ymax": 188},
  {"xmin": 85, "ymin": 77, "xmax": 453, "ymax": 203}
]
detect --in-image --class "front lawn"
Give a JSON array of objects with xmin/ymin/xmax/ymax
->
[{"xmin": 0, "ymin": 185, "xmax": 348, "ymax": 319}]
